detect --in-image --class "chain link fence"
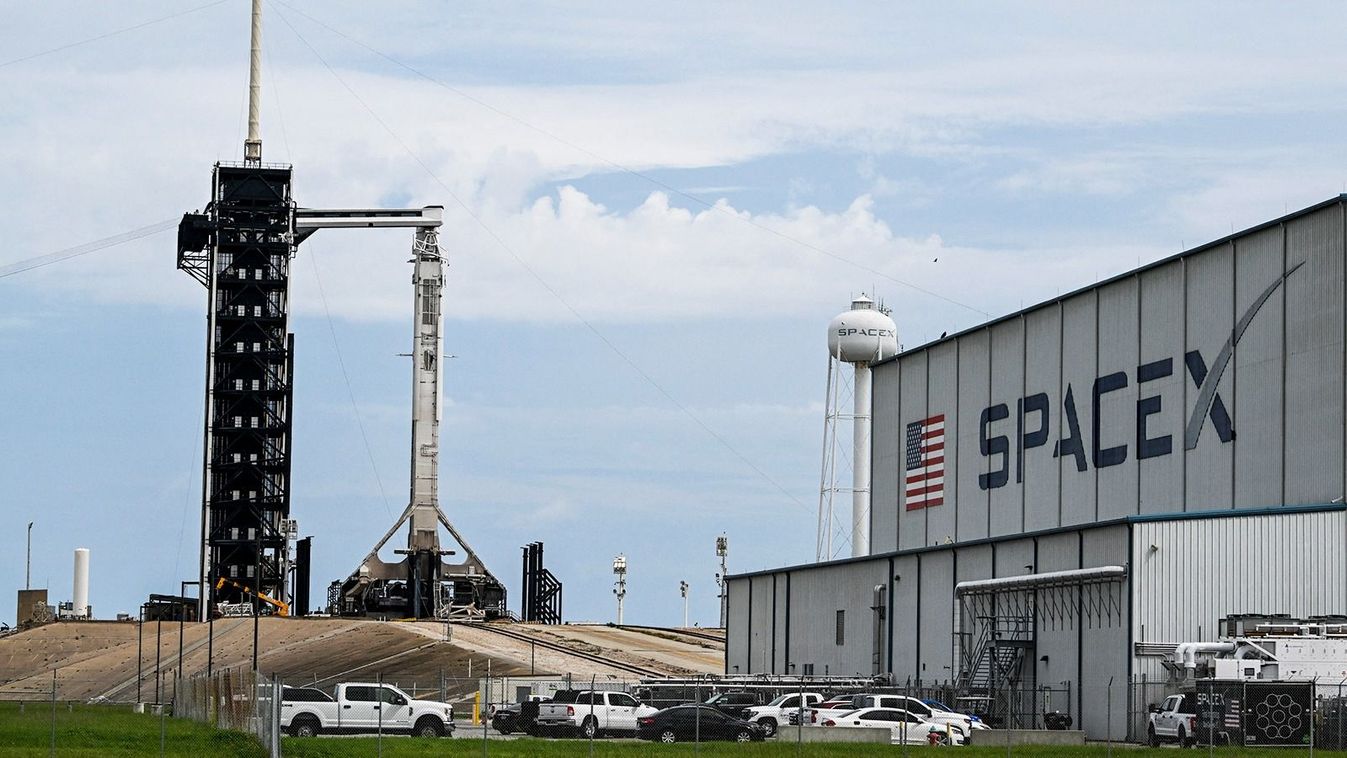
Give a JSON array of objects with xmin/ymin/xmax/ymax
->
[{"xmin": 13, "ymin": 669, "xmax": 1347, "ymax": 755}]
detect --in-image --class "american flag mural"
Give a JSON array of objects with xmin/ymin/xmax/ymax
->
[{"xmin": 905, "ymin": 414, "xmax": 945, "ymax": 510}]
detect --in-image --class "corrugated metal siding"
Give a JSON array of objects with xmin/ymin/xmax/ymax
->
[
  {"xmin": 1079, "ymin": 526, "xmax": 1130, "ymax": 740},
  {"xmin": 1233, "ymin": 225, "xmax": 1286, "ymax": 508},
  {"xmin": 1184, "ymin": 243, "xmax": 1235, "ymax": 510},
  {"xmin": 865, "ymin": 200, "xmax": 1347, "ymax": 543},
  {"xmin": 783, "ymin": 561, "xmax": 891, "ymax": 676},
  {"xmin": 916, "ymin": 549, "xmax": 955, "ymax": 680},
  {"xmin": 1097, "ymin": 277, "xmax": 1140, "ymax": 521},
  {"xmin": 1023, "ymin": 304, "xmax": 1063, "ymax": 531},
  {"xmin": 872, "ymin": 359, "xmax": 902, "ymax": 554},
  {"xmin": 726, "ymin": 578, "xmax": 752, "ymax": 673},
  {"xmin": 896, "ymin": 352, "xmax": 929, "ymax": 551},
  {"xmin": 926, "ymin": 342, "xmax": 960, "ymax": 545},
  {"xmin": 890, "ymin": 554, "xmax": 920, "ymax": 677},
  {"xmin": 1033, "ymin": 531, "xmax": 1080, "ymax": 717},
  {"xmin": 990, "ymin": 318, "xmax": 1026, "ymax": 536},
  {"xmin": 1138, "ymin": 261, "xmax": 1185, "ymax": 514},
  {"xmin": 1131, "ymin": 510, "xmax": 1347, "ymax": 649},
  {"xmin": 773, "ymin": 576, "xmax": 789, "ymax": 672},
  {"xmin": 748, "ymin": 575, "xmax": 775, "ymax": 673},
  {"xmin": 1283, "ymin": 208, "xmax": 1345, "ymax": 504},
  {"xmin": 1060, "ymin": 291, "xmax": 1098, "ymax": 526},
  {"xmin": 956, "ymin": 330, "xmax": 991, "ymax": 540}
]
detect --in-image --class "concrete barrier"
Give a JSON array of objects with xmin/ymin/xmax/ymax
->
[
  {"xmin": 968, "ymin": 729, "xmax": 1087, "ymax": 746},
  {"xmin": 778, "ymin": 725, "xmax": 891, "ymax": 743}
]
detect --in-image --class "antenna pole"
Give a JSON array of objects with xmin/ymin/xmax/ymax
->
[{"xmin": 243, "ymin": 0, "xmax": 263, "ymax": 163}]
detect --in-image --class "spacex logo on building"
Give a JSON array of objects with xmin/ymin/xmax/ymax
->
[{"xmin": 906, "ymin": 263, "xmax": 1303, "ymax": 494}]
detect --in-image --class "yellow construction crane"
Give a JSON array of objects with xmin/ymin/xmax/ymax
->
[{"xmin": 215, "ymin": 576, "xmax": 290, "ymax": 617}]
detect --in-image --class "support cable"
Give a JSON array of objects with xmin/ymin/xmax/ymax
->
[
  {"xmin": 0, "ymin": 1, "xmax": 230, "ymax": 70},
  {"xmin": 0, "ymin": 220, "xmax": 177, "ymax": 279}
]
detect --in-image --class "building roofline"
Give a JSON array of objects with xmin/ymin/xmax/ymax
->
[
  {"xmin": 875, "ymin": 194, "xmax": 1347, "ymax": 368},
  {"xmin": 728, "ymin": 503, "xmax": 1347, "ymax": 581}
]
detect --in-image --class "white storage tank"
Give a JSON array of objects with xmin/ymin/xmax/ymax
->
[{"xmin": 73, "ymin": 547, "xmax": 90, "ymax": 618}]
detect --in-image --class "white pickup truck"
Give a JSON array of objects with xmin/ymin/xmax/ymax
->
[
  {"xmin": 1147, "ymin": 692, "xmax": 1198, "ymax": 747},
  {"xmin": 741, "ymin": 692, "xmax": 824, "ymax": 737},
  {"xmin": 534, "ymin": 690, "xmax": 658, "ymax": 738},
  {"xmin": 281, "ymin": 683, "xmax": 455, "ymax": 738}
]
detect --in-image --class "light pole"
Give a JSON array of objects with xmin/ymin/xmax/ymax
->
[
  {"xmin": 716, "ymin": 535, "xmax": 728, "ymax": 628},
  {"xmin": 679, "ymin": 581, "xmax": 689, "ymax": 628},
  {"xmin": 25, "ymin": 522, "xmax": 33, "ymax": 589},
  {"xmin": 612, "ymin": 555, "xmax": 627, "ymax": 625}
]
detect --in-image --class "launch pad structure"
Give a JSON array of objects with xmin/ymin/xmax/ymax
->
[{"xmin": 175, "ymin": 0, "xmax": 504, "ymax": 622}]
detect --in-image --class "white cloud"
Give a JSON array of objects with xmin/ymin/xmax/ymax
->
[{"xmin": 3, "ymin": 33, "xmax": 1345, "ymax": 330}]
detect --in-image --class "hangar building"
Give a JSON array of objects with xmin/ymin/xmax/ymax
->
[{"xmin": 726, "ymin": 196, "xmax": 1347, "ymax": 739}]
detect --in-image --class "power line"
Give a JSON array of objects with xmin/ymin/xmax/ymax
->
[
  {"xmin": 0, "ymin": 0, "xmax": 230, "ymax": 70},
  {"xmin": 0, "ymin": 219, "xmax": 177, "ymax": 279},
  {"xmin": 270, "ymin": 0, "xmax": 990, "ymax": 319},
  {"xmin": 271, "ymin": 5, "xmax": 818, "ymax": 517}
]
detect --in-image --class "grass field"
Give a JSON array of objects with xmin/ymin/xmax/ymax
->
[
  {"xmin": 7, "ymin": 703, "xmax": 1347, "ymax": 757},
  {"xmin": 279, "ymin": 740, "xmax": 1347, "ymax": 758},
  {"xmin": 0, "ymin": 702, "xmax": 264, "ymax": 757}
]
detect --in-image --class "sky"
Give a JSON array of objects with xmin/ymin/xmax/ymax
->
[{"xmin": 4, "ymin": 1, "xmax": 1347, "ymax": 629}]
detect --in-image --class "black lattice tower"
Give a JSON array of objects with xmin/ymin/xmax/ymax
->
[{"xmin": 178, "ymin": 162, "xmax": 296, "ymax": 608}]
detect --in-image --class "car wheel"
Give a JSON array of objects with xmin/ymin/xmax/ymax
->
[
  {"xmin": 659, "ymin": 729, "xmax": 678, "ymax": 743},
  {"xmin": 581, "ymin": 716, "xmax": 599, "ymax": 739},
  {"xmin": 1178, "ymin": 725, "xmax": 1194, "ymax": 748},
  {"xmin": 414, "ymin": 717, "xmax": 443, "ymax": 738},
  {"xmin": 736, "ymin": 730, "xmax": 752, "ymax": 742},
  {"xmin": 759, "ymin": 717, "xmax": 777, "ymax": 737},
  {"xmin": 1147, "ymin": 725, "xmax": 1160, "ymax": 748},
  {"xmin": 290, "ymin": 716, "xmax": 320, "ymax": 738}
]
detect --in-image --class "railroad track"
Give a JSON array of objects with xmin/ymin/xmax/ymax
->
[
  {"xmin": 616, "ymin": 624, "xmax": 724, "ymax": 644},
  {"xmin": 472, "ymin": 624, "xmax": 669, "ymax": 679}
]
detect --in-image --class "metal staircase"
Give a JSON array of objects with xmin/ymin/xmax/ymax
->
[{"xmin": 957, "ymin": 615, "xmax": 1034, "ymax": 726}]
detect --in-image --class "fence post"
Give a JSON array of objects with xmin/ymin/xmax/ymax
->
[
  {"xmin": 49, "ymin": 667, "xmax": 56, "ymax": 758},
  {"xmin": 694, "ymin": 675, "xmax": 701, "ymax": 752},
  {"xmin": 902, "ymin": 677, "xmax": 910, "ymax": 757},
  {"xmin": 797, "ymin": 674, "xmax": 804, "ymax": 756},
  {"xmin": 484, "ymin": 670, "xmax": 492, "ymax": 758},
  {"xmin": 1311, "ymin": 676, "xmax": 1318, "ymax": 758},
  {"xmin": 159, "ymin": 697, "xmax": 166, "ymax": 758},
  {"xmin": 1106, "ymin": 678, "xmax": 1112, "ymax": 758}
]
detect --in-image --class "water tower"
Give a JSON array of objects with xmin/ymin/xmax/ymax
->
[{"xmin": 817, "ymin": 295, "xmax": 899, "ymax": 560}]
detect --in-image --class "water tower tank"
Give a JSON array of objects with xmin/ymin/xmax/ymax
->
[{"xmin": 827, "ymin": 295, "xmax": 899, "ymax": 364}]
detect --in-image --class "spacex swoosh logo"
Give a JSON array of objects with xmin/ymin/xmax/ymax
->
[{"xmin": 1183, "ymin": 261, "xmax": 1304, "ymax": 450}]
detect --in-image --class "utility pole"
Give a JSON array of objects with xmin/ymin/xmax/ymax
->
[
  {"xmin": 716, "ymin": 535, "xmax": 728, "ymax": 628},
  {"xmin": 26, "ymin": 522, "xmax": 33, "ymax": 589},
  {"xmin": 612, "ymin": 555, "xmax": 627, "ymax": 625},
  {"xmin": 679, "ymin": 581, "xmax": 689, "ymax": 628}
]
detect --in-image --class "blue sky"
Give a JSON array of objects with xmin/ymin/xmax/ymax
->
[{"xmin": 4, "ymin": 1, "xmax": 1347, "ymax": 628}]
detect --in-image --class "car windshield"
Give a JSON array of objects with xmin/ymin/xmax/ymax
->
[
  {"xmin": 833, "ymin": 709, "xmax": 860, "ymax": 719},
  {"xmin": 924, "ymin": 699, "xmax": 951, "ymax": 711},
  {"xmin": 766, "ymin": 695, "xmax": 790, "ymax": 707}
]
